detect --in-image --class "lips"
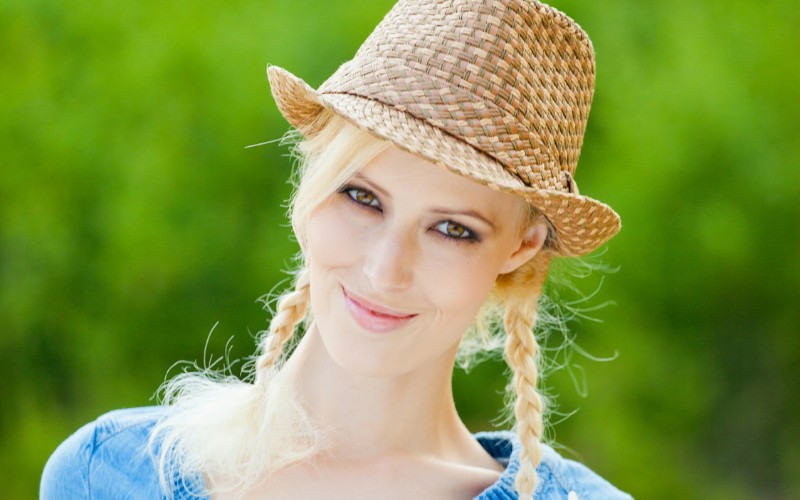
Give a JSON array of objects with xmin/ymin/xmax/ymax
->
[{"xmin": 342, "ymin": 286, "xmax": 418, "ymax": 333}]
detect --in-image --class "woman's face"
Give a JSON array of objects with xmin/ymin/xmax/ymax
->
[{"xmin": 305, "ymin": 144, "xmax": 545, "ymax": 378}]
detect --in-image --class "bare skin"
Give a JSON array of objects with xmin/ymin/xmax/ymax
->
[
  {"xmin": 233, "ymin": 328, "xmax": 504, "ymax": 500},
  {"xmin": 217, "ymin": 146, "xmax": 547, "ymax": 499}
]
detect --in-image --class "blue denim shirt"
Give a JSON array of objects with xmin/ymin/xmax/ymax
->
[{"xmin": 41, "ymin": 407, "xmax": 632, "ymax": 499}]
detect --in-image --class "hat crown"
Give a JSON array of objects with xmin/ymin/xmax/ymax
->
[{"xmin": 318, "ymin": 0, "xmax": 596, "ymax": 192}]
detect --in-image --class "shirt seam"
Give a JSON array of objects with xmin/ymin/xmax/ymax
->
[
  {"xmin": 85, "ymin": 411, "xmax": 157, "ymax": 498},
  {"xmin": 85, "ymin": 420, "xmax": 100, "ymax": 499}
]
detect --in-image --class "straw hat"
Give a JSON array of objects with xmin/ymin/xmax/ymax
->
[{"xmin": 267, "ymin": 0, "xmax": 620, "ymax": 256}]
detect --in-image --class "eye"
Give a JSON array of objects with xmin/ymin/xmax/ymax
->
[
  {"xmin": 434, "ymin": 221, "xmax": 478, "ymax": 242},
  {"xmin": 341, "ymin": 186, "xmax": 381, "ymax": 210}
]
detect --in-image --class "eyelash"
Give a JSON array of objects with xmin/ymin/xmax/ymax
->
[{"xmin": 338, "ymin": 185, "xmax": 480, "ymax": 244}]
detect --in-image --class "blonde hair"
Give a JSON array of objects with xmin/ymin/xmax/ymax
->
[
  {"xmin": 496, "ymin": 254, "xmax": 552, "ymax": 498},
  {"xmin": 152, "ymin": 109, "xmax": 557, "ymax": 498}
]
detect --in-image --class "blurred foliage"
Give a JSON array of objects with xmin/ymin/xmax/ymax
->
[{"xmin": 2, "ymin": 0, "xmax": 798, "ymax": 498}]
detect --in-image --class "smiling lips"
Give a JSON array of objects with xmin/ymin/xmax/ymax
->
[{"xmin": 342, "ymin": 287, "xmax": 418, "ymax": 333}]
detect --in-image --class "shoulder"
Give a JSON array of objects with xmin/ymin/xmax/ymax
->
[
  {"xmin": 474, "ymin": 431, "xmax": 633, "ymax": 499},
  {"xmin": 41, "ymin": 406, "xmax": 205, "ymax": 499},
  {"xmin": 536, "ymin": 444, "xmax": 633, "ymax": 499}
]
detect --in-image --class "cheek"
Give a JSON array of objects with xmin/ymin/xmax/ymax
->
[
  {"xmin": 305, "ymin": 205, "xmax": 352, "ymax": 352},
  {"xmin": 419, "ymin": 231, "xmax": 524, "ymax": 342},
  {"xmin": 305, "ymin": 201, "xmax": 369, "ymax": 342},
  {"xmin": 305, "ymin": 202, "xmax": 362, "ymax": 269},
  {"xmin": 419, "ymin": 251, "xmax": 506, "ymax": 332}
]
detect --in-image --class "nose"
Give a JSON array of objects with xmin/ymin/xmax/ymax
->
[{"xmin": 362, "ymin": 224, "xmax": 416, "ymax": 293}]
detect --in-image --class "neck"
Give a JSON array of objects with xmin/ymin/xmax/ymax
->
[{"xmin": 280, "ymin": 324, "xmax": 472, "ymax": 461}]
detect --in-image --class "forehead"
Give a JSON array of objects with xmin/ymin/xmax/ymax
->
[{"xmin": 356, "ymin": 144, "xmax": 529, "ymax": 219}]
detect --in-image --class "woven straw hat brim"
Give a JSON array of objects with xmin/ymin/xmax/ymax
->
[{"xmin": 268, "ymin": 65, "xmax": 620, "ymax": 257}]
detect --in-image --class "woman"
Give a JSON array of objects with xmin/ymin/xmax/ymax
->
[{"xmin": 42, "ymin": 0, "xmax": 630, "ymax": 498}]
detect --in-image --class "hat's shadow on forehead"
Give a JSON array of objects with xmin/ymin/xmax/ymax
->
[{"xmin": 355, "ymin": 143, "xmax": 528, "ymax": 230}]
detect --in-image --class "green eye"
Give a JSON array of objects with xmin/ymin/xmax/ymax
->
[
  {"xmin": 343, "ymin": 186, "xmax": 381, "ymax": 208},
  {"xmin": 356, "ymin": 191, "xmax": 375, "ymax": 205},
  {"xmin": 447, "ymin": 223, "xmax": 466, "ymax": 237},
  {"xmin": 435, "ymin": 221, "xmax": 475, "ymax": 241}
]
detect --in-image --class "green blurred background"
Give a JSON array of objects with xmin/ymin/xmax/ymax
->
[{"xmin": 2, "ymin": 0, "xmax": 798, "ymax": 498}]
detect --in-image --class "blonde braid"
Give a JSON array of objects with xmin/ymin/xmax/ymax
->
[
  {"xmin": 255, "ymin": 267, "xmax": 311, "ymax": 383},
  {"xmin": 498, "ymin": 254, "xmax": 552, "ymax": 499}
]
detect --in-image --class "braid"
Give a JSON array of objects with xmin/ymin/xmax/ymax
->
[
  {"xmin": 255, "ymin": 267, "xmax": 311, "ymax": 383},
  {"xmin": 498, "ymin": 254, "xmax": 552, "ymax": 499}
]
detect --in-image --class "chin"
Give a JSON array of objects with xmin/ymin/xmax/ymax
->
[{"xmin": 322, "ymin": 332, "xmax": 414, "ymax": 379}]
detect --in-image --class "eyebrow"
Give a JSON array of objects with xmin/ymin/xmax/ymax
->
[
  {"xmin": 352, "ymin": 172, "xmax": 391, "ymax": 198},
  {"xmin": 352, "ymin": 173, "xmax": 497, "ymax": 232}
]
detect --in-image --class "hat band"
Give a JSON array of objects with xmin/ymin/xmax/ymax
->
[{"xmin": 320, "ymin": 57, "xmax": 566, "ymax": 192}]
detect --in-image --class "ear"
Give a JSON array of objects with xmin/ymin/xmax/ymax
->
[{"xmin": 498, "ymin": 221, "xmax": 549, "ymax": 274}]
